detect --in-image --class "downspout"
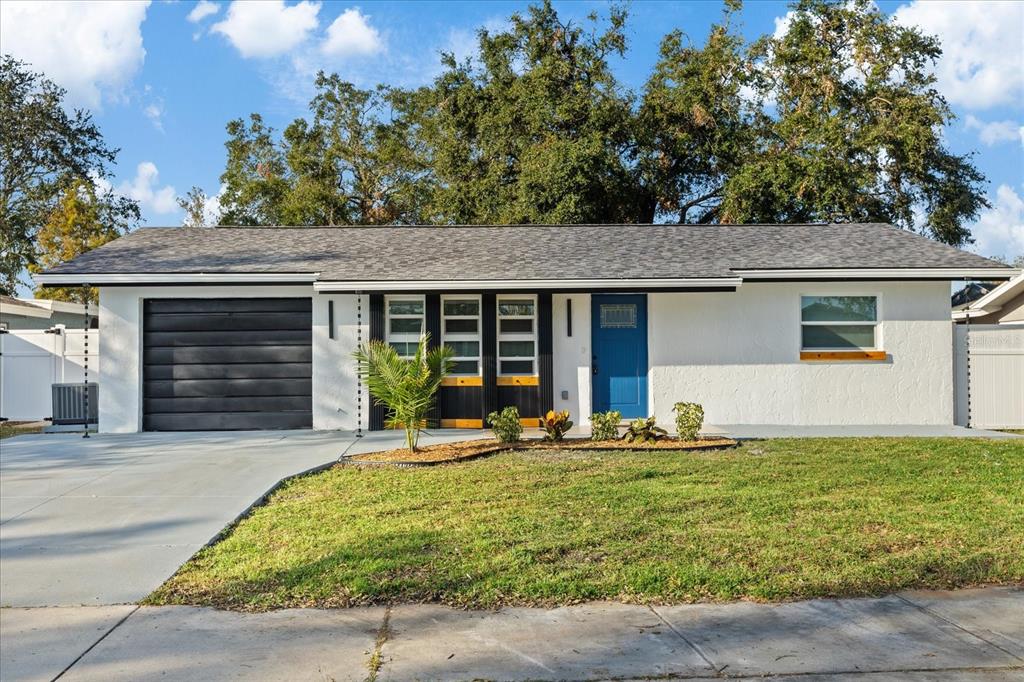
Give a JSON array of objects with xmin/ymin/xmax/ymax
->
[
  {"xmin": 964, "ymin": 310, "xmax": 971, "ymax": 430},
  {"xmin": 82, "ymin": 283, "xmax": 91, "ymax": 438},
  {"xmin": 356, "ymin": 292, "xmax": 362, "ymax": 439}
]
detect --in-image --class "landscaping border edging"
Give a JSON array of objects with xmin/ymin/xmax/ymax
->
[{"xmin": 341, "ymin": 437, "xmax": 740, "ymax": 467}]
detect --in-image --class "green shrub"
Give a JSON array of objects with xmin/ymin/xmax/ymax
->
[
  {"xmin": 623, "ymin": 416, "xmax": 667, "ymax": 444},
  {"xmin": 672, "ymin": 402, "xmax": 704, "ymax": 441},
  {"xmin": 352, "ymin": 334, "xmax": 452, "ymax": 452},
  {"xmin": 590, "ymin": 410, "xmax": 622, "ymax": 440},
  {"xmin": 487, "ymin": 406, "xmax": 523, "ymax": 443},
  {"xmin": 539, "ymin": 410, "xmax": 573, "ymax": 441}
]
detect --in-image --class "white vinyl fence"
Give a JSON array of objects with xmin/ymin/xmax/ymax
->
[
  {"xmin": 954, "ymin": 324, "xmax": 1024, "ymax": 429},
  {"xmin": 0, "ymin": 328, "xmax": 99, "ymax": 421}
]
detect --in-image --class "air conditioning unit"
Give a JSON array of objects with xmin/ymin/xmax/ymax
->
[{"xmin": 52, "ymin": 383, "xmax": 98, "ymax": 425}]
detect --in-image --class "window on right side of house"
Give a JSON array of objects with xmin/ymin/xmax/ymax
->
[{"xmin": 800, "ymin": 296, "xmax": 878, "ymax": 350}]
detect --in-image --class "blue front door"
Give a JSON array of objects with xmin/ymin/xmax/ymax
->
[{"xmin": 591, "ymin": 295, "xmax": 648, "ymax": 418}]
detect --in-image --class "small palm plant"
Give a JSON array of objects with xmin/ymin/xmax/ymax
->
[{"xmin": 353, "ymin": 334, "xmax": 453, "ymax": 452}]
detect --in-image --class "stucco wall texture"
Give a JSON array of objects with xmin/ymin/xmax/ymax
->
[
  {"xmin": 648, "ymin": 282, "xmax": 954, "ymax": 426},
  {"xmin": 99, "ymin": 281, "xmax": 953, "ymax": 433}
]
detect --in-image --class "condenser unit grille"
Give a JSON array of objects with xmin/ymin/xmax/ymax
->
[{"xmin": 52, "ymin": 383, "xmax": 98, "ymax": 425}]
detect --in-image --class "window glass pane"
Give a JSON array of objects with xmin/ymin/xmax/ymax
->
[
  {"xmin": 389, "ymin": 342, "xmax": 414, "ymax": 356},
  {"xmin": 500, "ymin": 360, "xmax": 533, "ymax": 375},
  {"xmin": 390, "ymin": 317, "xmax": 422, "ymax": 334},
  {"xmin": 498, "ymin": 300, "xmax": 534, "ymax": 317},
  {"xmin": 445, "ymin": 318, "xmax": 478, "ymax": 334},
  {"xmin": 499, "ymin": 318, "xmax": 533, "ymax": 334},
  {"xmin": 802, "ymin": 324, "xmax": 876, "ymax": 349},
  {"xmin": 388, "ymin": 300, "xmax": 423, "ymax": 316},
  {"xmin": 443, "ymin": 300, "xmax": 479, "ymax": 316},
  {"xmin": 446, "ymin": 341, "xmax": 479, "ymax": 357},
  {"xmin": 499, "ymin": 340, "xmax": 535, "ymax": 357},
  {"xmin": 801, "ymin": 296, "xmax": 876, "ymax": 322},
  {"xmin": 450, "ymin": 360, "xmax": 479, "ymax": 375}
]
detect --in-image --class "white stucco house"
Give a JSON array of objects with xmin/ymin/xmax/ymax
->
[{"xmin": 33, "ymin": 223, "xmax": 1017, "ymax": 434}]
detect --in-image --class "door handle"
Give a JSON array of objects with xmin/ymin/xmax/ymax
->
[{"xmin": 592, "ymin": 356, "xmax": 598, "ymax": 375}]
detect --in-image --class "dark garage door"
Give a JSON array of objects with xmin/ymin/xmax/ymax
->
[{"xmin": 143, "ymin": 298, "xmax": 312, "ymax": 431}]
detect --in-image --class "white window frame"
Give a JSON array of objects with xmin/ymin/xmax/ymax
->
[
  {"xmin": 441, "ymin": 294, "xmax": 482, "ymax": 376},
  {"xmin": 497, "ymin": 294, "xmax": 538, "ymax": 376},
  {"xmin": 799, "ymin": 293, "xmax": 882, "ymax": 351},
  {"xmin": 385, "ymin": 295, "xmax": 425, "ymax": 359}
]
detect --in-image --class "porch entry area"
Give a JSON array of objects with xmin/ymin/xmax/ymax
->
[{"xmin": 591, "ymin": 294, "xmax": 648, "ymax": 419}]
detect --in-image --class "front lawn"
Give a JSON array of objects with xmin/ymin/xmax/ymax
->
[{"xmin": 149, "ymin": 438, "xmax": 1024, "ymax": 610}]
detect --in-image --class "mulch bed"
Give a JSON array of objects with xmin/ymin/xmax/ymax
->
[{"xmin": 346, "ymin": 436, "xmax": 738, "ymax": 466}]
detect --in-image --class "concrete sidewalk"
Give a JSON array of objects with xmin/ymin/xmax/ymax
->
[{"xmin": 2, "ymin": 586, "xmax": 1020, "ymax": 681}]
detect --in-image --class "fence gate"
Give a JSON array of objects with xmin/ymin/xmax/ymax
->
[
  {"xmin": 954, "ymin": 324, "xmax": 1024, "ymax": 429},
  {"xmin": 0, "ymin": 329, "xmax": 98, "ymax": 421}
]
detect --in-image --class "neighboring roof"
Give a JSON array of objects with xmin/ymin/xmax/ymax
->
[
  {"xmin": 953, "ymin": 273, "xmax": 1024, "ymax": 320},
  {"xmin": 0, "ymin": 296, "xmax": 96, "ymax": 319},
  {"xmin": 35, "ymin": 223, "xmax": 1016, "ymax": 287},
  {"xmin": 0, "ymin": 295, "xmax": 50, "ymax": 319},
  {"xmin": 951, "ymin": 281, "xmax": 1000, "ymax": 309}
]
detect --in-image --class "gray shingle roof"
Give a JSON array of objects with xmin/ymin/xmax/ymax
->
[{"xmin": 42, "ymin": 223, "xmax": 1008, "ymax": 282}]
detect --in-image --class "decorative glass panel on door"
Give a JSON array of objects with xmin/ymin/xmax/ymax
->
[{"xmin": 600, "ymin": 304, "xmax": 637, "ymax": 329}]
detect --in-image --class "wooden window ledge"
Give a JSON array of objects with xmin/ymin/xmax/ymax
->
[
  {"xmin": 496, "ymin": 375, "xmax": 540, "ymax": 386},
  {"xmin": 440, "ymin": 376, "xmax": 483, "ymax": 387},
  {"xmin": 800, "ymin": 351, "xmax": 887, "ymax": 361}
]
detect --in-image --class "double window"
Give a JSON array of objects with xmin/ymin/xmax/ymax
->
[
  {"xmin": 441, "ymin": 296, "xmax": 481, "ymax": 376},
  {"xmin": 497, "ymin": 295, "xmax": 537, "ymax": 376},
  {"xmin": 386, "ymin": 296, "xmax": 424, "ymax": 358},
  {"xmin": 800, "ymin": 296, "xmax": 878, "ymax": 350}
]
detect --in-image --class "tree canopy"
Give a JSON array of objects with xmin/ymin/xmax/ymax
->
[
  {"xmin": 29, "ymin": 177, "xmax": 137, "ymax": 302},
  {"xmin": 0, "ymin": 56, "xmax": 139, "ymax": 295},
  {"xmin": 214, "ymin": 0, "xmax": 986, "ymax": 246}
]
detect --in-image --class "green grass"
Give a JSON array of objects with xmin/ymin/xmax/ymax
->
[
  {"xmin": 0, "ymin": 422, "xmax": 43, "ymax": 439},
  {"xmin": 148, "ymin": 438, "xmax": 1024, "ymax": 611}
]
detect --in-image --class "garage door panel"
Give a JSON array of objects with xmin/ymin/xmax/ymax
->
[
  {"xmin": 145, "ymin": 298, "xmax": 311, "ymax": 314},
  {"xmin": 143, "ymin": 329, "xmax": 311, "ymax": 348},
  {"xmin": 144, "ymin": 411, "xmax": 312, "ymax": 431},
  {"xmin": 142, "ymin": 298, "xmax": 312, "ymax": 431},
  {"xmin": 144, "ymin": 345, "xmax": 312, "ymax": 365},
  {"xmin": 143, "ymin": 312, "xmax": 311, "ymax": 332},
  {"xmin": 144, "ymin": 396, "xmax": 311, "ymax": 413},
  {"xmin": 144, "ymin": 378, "xmax": 312, "ymax": 398},
  {"xmin": 144, "ymin": 362, "xmax": 312, "ymax": 380}
]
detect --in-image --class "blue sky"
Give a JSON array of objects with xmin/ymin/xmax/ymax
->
[{"xmin": 2, "ymin": 0, "xmax": 1021, "ymax": 263}]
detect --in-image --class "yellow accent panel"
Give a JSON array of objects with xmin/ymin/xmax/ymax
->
[
  {"xmin": 440, "ymin": 419, "xmax": 484, "ymax": 429},
  {"xmin": 441, "ymin": 376, "xmax": 483, "ymax": 387},
  {"xmin": 519, "ymin": 418, "xmax": 540, "ymax": 428},
  {"xmin": 800, "ymin": 351, "xmax": 886, "ymax": 361},
  {"xmin": 496, "ymin": 375, "xmax": 540, "ymax": 386}
]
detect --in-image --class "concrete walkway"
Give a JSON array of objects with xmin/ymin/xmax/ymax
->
[
  {"xmin": 1, "ymin": 586, "xmax": 1020, "ymax": 681},
  {"xmin": 702, "ymin": 424, "xmax": 1023, "ymax": 439},
  {"xmin": 0, "ymin": 429, "xmax": 474, "ymax": 607}
]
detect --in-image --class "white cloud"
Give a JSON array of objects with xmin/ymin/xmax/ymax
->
[
  {"xmin": 970, "ymin": 185, "xmax": 1024, "ymax": 261},
  {"xmin": 894, "ymin": 1, "xmax": 1024, "ymax": 110},
  {"xmin": 143, "ymin": 101, "xmax": 164, "ymax": 133},
  {"xmin": 964, "ymin": 115, "xmax": 1024, "ymax": 148},
  {"xmin": 187, "ymin": 0, "xmax": 220, "ymax": 23},
  {"xmin": 0, "ymin": 1, "xmax": 149, "ymax": 108},
  {"xmin": 117, "ymin": 162, "xmax": 177, "ymax": 216},
  {"xmin": 321, "ymin": 8, "xmax": 382, "ymax": 57},
  {"xmin": 212, "ymin": 0, "xmax": 320, "ymax": 58}
]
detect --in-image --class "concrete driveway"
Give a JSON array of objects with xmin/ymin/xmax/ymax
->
[{"xmin": 0, "ymin": 429, "xmax": 383, "ymax": 607}]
